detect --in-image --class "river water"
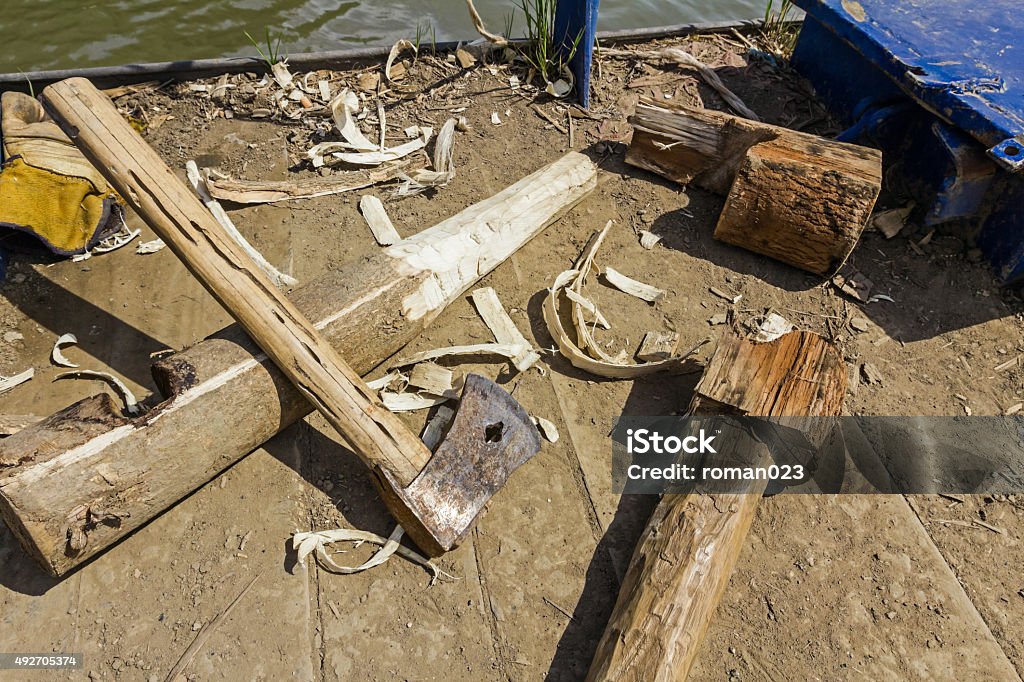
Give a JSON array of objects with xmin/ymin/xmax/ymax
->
[{"xmin": 1, "ymin": 0, "xmax": 762, "ymax": 74}]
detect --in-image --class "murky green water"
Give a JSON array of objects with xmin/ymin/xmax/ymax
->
[{"xmin": 0, "ymin": 0, "xmax": 762, "ymax": 74}]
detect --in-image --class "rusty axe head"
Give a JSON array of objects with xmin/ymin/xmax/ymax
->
[{"xmin": 375, "ymin": 373, "xmax": 541, "ymax": 556}]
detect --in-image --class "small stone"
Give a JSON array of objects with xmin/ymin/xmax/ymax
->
[
  {"xmin": 850, "ymin": 317, "xmax": 870, "ymax": 332},
  {"xmin": 860, "ymin": 362, "xmax": 883, "ymax": 385},
  {"xmin": 709, "ymin": 313, "xmax": 729, "ymax": 326},
  {"xmin": 133, "ymin": 568, "xmax": 142, "ymax": 579},
  {"xmin": 112, "ymin": 657, "xmax": 124, "ymax": 670},
  {"xmin": 192, "ymin": 620, "xmax": 202, "ymax": 631},
  {"xmin": 885, "ymin": 611, "xmax": 896, "ymax": 620},
  {"xmin": 3, "ymin": 331, "xmax": 23, "ymax": 343},
  {"xmin": 406, "ymin": 621, "xmax": 413, "ymax": 628}
]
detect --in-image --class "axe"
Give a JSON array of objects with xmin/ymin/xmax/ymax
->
[{"xmin": 41, "ymin": 78, "xmax": 541, "ymax": 556}]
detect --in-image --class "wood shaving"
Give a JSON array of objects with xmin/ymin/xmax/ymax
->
[
  {"xmin": 54, "ymin": 370, "xmax": 141, "ymax": 415},
  {"xmin": 365, "ymin": 370, "xmax": 407, "ymax": 392},
  {"xmin": 186, "ymin": 161, "xmax": 298, "ymax": 287},
  {"xmin": 380, "ymin": 391, "xmax": 452, "ymax": 412},
  {"xmin": 391, "ymin": 343, "xmax": 529, "ymax": 369},
  {"xmin": 0, "ymin": 368, "xmax": 33, "ymax": 396},
  {"xmin": 470, "ymin": 287, "xmax": 540, "ymax": 372},
  {"xmin": 328, "ymin": 89, "xmax": 377, "ymax": 151},
  {"xmin": 292, "ymin": 526, "xmax": 453, "ymax": 584},
  {"xmin": 603, "ymin": 266, "xmax": 666, "ymax": 303},
  {"xmin": 639, "ymin": 230, "xmax": 662, "ymax": 249},
  {"xmin": 51, "ymin": 333, "xmax": 80, "ymax": 368},
  {"xmin": 532, "ymin": 415, "xmax": 559, "ymax": 443},
  {"xmin": 408, "ymin": 363, "xmax": 454, "ymax": 395},
  {"xmin": 564, "ymin": 289, "xmax": 611, "ymax": 329},
  {"xmin": 385, "ymin": 39, "xmax": 417, "ymax": 89},
  {"xmin": 359, "ymin": 195, "xmax": 401, "ymax": 246},
  {"xmin": 206, "ymin": 162, "xmax": 414, "ymax": 204},
  {"xmin": 135, "ymin": 239, "xmax": 165, "ymax": 254},
  {"xmin": 754, "ymin": 313, "xmax": 794, "ymax": 342}
]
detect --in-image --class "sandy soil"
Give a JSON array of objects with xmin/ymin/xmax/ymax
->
[{"xmin": 1, "ymin": 32, "xmax": 1023, "ymax": 681}]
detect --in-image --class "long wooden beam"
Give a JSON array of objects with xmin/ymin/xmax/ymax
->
[{"xmin": 0, "ymin": 151, "xmax": 597, "ymax": 576}]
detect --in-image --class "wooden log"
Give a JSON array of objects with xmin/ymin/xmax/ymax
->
[
  {"xmin": 0, "ymin": 146, "xmax": 597, "ymax": 575},
  {"xmin": 627, "ymin": 99, "xmax": 882, "ymax": 275},
  {"xmin": 587, "ymin": 330, "xmax": 847, "ymax": 682}
]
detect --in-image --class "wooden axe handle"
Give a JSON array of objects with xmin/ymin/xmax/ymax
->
[{"xmin": 42, "ymin": 77, "xmax": 431, "ymax": 487}]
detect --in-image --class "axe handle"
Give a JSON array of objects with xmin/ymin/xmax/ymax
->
[{"xmin": 41, "ymin": 77, "xmax": 431, "ymax": 488}]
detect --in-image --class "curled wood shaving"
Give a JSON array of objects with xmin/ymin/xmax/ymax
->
[
  {"xmin": 603, "ymin": 47, "xmax": 758, "ymax": 120},
  {"xmin": 271, "ymin": 61, "xmax": 293, "ymax": 89},
  {"xmin": 532, "ymin": 415, "xmax": 559, "ymax": 443},
  {"xmin": 0, "ymin": 368, "xmax": 34, "ymax": 396},
  {"xmin": 396, "ymin": 117, "xmax": 458, "ymax": 196},
  {"xmin": 54, "ymin": 370, "xmax": 141, "ymax": 415},
  {"xmin": 391, "ymin": 343, "xmax": 529, "ymax": 369},
  {"xmin": 385, "ymin": 39, "xmax": 418, "ymax": 91},
  {"xmin": 186, "ymin": 161, "xmax": 298, "ymax": 287},
  {"xmin": 543, "ymin": 223, "xmax": 703, "ymax": 378},
  {"xmin": 51, "ymin": 333, "xmax": 79, "ymax": 368},
  {"xmin": 380, "ymin": 391, "xmax": 452, "ymax": 412},
  {"xmin": 470, "ymin": 287, "xmax": 540, "ymax": 372},
  {"xmin": 293, "ymin": 526, "xmax": 454, "ymax": 584},
  {"xmin": 329, "ymin": 89, "xmax": 377, "ymax": 151},
  {"xmin": 603, "ymin": 266, "xmax": 666, "ymax": 303}
]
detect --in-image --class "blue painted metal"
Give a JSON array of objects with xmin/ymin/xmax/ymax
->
[
  {"xmin": 553, "ymin": 0, "xmax": 599, "ymax": 108},
  {"xmin": 791, "ymin": 0, "xmax": 1024, "ymax": 283}
]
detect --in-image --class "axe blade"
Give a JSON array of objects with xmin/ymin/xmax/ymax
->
[{"xmin": 378, "ymin": 373, "xmax": 542, "ymax": 556}]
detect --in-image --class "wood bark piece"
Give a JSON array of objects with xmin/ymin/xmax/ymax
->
[
  {"xmin": 206, "ymin": 160, "xmax": 418, "ymax": 204},
  {"xmin": 627, "ymin": 99, "xmax": 882, "ymax": 276},
  {"xmin": 359, "ymin": 195, "xmax": 401, "ymax": 246},
  {"xmin": 0, "ymin": 141, "xmax": 596, "ymax": 574},
  {"xmin": 587, "ymin": 330, "xmax": 847, "ymax": 682},
  {"xmin": 43, "ymin": 77, "xmax": 432, "ymax": 491}
]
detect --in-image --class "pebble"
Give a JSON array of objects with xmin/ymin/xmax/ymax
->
[
  {"xmin": 3, "ymin": 331, "xmax": 23, "ymax": 343},
  {"xmin": 850, "ymin": 317, "xmax": 870, "ymax": 332},
  {"xmin": 192, "ymin": 620, "xmax": 202, "ymax": 631}
]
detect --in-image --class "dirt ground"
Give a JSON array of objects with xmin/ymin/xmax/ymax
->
[{"xmin": 1, "ymin": 31, "xmax": 1023, "ymax": 681}]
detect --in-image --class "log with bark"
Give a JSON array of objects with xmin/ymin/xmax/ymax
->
[
  {"xmin": 587, "ymin": 330, "xmax": 847, "ymax": 682},
  {"xmin": 0, "ymin": 143, "xmax": 596, "ymax": 576},
  {"xmin": 627, "ymin": 99, "xmax": 882, "ymax": 276}
]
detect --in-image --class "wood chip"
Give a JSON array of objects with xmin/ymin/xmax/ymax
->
[
  {"xmin": 603, "ymin": 267, "xmax": 666, "ymax": 303},
  {"xmin": 754, "ymin": 313, "xmax": 794, "ymax": 342},
  {"xmin": 871, "ymin": 205, "xmax": 913, "ymax": 238},
  {"xmin": 135, "ymin": 238, "xmax": 165, "ymax": 254},
  {"xmin": 636, "ymin": 331, "xmax": 679, "ymax": 362},
  {"xmin": 532, "ymin": 416, "xmax": 559, "ymax": 443},
  {"xmin": 456, "ymin": 48, "xmax": 477, "ymax": 69},
  {"xmin": 359, "ymin": 195, "xmax": 401, "ymax": 246},
  {"xmin": 408, "ymin": 363, "xmax": 454, "ymax": 395},
  {"xmin": 1003, "ymin": 402, "xmax": 1022, "ymax": 416},
  {"xmin": 639, "ymin": 231, "xmax": 662, "ymax": 249},
  {"xmin": 564, "ymin": 289, "xmax": 611, "ymax": 329},
  {"xmin": 470, "ymin": 287, "xmax": 541, "ymax": 372},
  {"xmin": 491, "ymin": 112, "xmax": 502, "ymax": 126},
  {"xmin": 850, "ymin": 316, "xmax": 871, "ymax": 332},
  {"xmin": 832, "ymin": 264, "xmax": 874, "ymax": 303}
]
